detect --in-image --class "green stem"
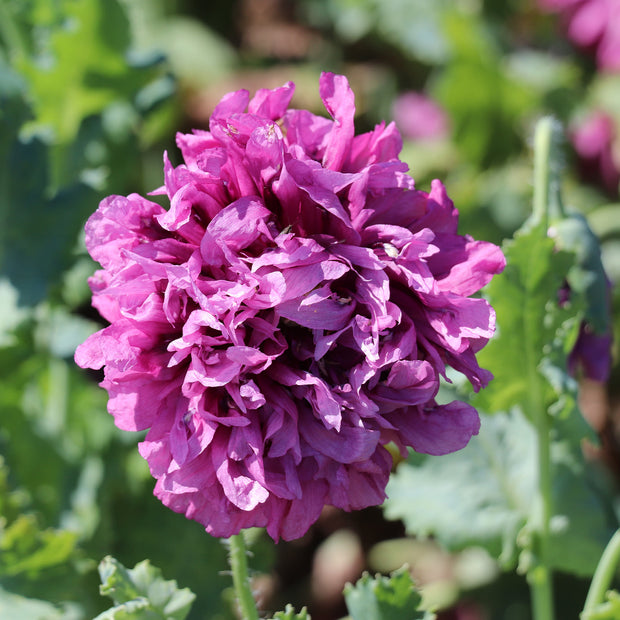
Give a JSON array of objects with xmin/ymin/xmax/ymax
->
[
  {"xmin": 582, "ymin": 529, "xmax": 620, "ymax": 616},
  {"xmin": 533, "ymin": 117, "xmax": 565, "ymax": 228},
  {"xmin": 533, "ymin": 118, "xmax": 552, "ymax": 229},
  {"xmin": 528, "ymin": 407, "xmax": 554, "ymax": 620},
  {"xmin": 228, "ymin": 533, "xmax": 259, "ymax": 620},
  {"xmin": 526, "ymin": 116, "xmax": 563, "ymax": 620}
]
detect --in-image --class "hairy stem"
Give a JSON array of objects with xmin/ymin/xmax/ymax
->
[
  {"xmin": 533, "ymin": 117, "xmax": 565, "ymax": 228},
  {"xmin": 528, "ymin": 409, "xmax": 554, "ymax": 620},
  {"xmin": 527, "ymin": 117, "xmax": 560, "ymax": 620},
  {"xmin": 228, "ymin": 533, "xmax": 259, "ymax": 620}
]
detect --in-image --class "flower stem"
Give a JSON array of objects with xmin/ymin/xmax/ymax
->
[
  {"xmin": 227, "ymin": 533, "xmax": 259, "ymax": 620},
  {"xmin": 528, "ymin": 406, "xmax": 554, "ymax": 620},
  {"xmin": 533, "ymin": 117, "xmax": 565, "ymax": 228},
  {"xmin": 582, "ymin": 529, "xmax": 620, "ymax": 616},
  {"xmin": 527, "ymin": 117, "xmax": 561, "ymax": 620}
]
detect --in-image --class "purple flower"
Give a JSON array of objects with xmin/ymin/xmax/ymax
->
[
  {"xmin": 75, "ymin": 73, "xmax": 505, "ymax": 541},
  {"xmin": 568, "ymin": 326, "xmax": 613, "ymax": 381},
  {"xmin": 538, "ymin": 0, "xmax": 620, "ymax": 71},
  {"xmin": 560, "ymin": 280, "xmax": 613, "ymax": 382},
  {"xmin": 391, "ymin": 92, "xmax": 449, "ymax": 141}
]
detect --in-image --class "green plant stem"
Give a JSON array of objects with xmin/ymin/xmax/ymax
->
[
  {"xmin": 528, "ymin": 408, "xmax": 555, "ymax": 620},
  {"xmin": 533, "ymin": 118, "xmax": 553, "ymax": 229},
  {"xmin": 228, "ymin": 533, "xmax": 259, "ymax": 620},
  {"xmin": 527, "ymin": 116, "xmax": 560, "ymax": 620},
  {"xmin": 533, "ymin": 117, "xmax": 565, "ymax": 228},
  {"xmin": 582, "ymin": 529, "xmax": 620, "ymax": 615}
]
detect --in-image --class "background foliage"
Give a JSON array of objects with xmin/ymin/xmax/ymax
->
[{"xmin": 1, "ymin": 0, "xmax": 619, "ymax": 618}]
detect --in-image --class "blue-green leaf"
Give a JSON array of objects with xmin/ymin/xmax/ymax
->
[
  {"xmin": 271, "ymin": 604, "xmax": 311, "ymax": 620},
  {"xmin": 343, "ymin": 567, "xmax": 432, "ymax": 620},
  {"xmin": 384, "ymin": 409, "xmax": 615, "ymax": 576},
  {"xmin": 96, "ymin": 556, "xmax": 196, "ymax": 620}
]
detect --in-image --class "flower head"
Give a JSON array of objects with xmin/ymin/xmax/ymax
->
[{"xmin": 75, "ymin": 73, "xmax": 505, "ymax": 541}]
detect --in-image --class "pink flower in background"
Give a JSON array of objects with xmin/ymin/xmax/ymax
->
[
  {"xmin": 539, "ymin": 0, "xmax": 620, "ymax": 71},
  {"xmin": 571, "ymin": 111, "xmax": 619, "ymax": 196},
  {"xmin": 75, "ymin": 73, "xmax": 504, "ymax": 541},
  {"xmin": 391, "ymin": 92, "xmax": 449, "ymax": 141}
]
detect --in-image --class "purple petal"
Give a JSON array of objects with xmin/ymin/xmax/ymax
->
[{"xmin": 320, "ymin": 72, "xmax": 356, "ymax": 171}]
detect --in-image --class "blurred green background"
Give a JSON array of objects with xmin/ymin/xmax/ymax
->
[{"xmin": 1, "ymin": 0, "xmax": 619, "ymax": 618}]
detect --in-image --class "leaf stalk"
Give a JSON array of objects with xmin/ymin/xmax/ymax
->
[{"xmin": 582, "ymin": 529, "xmax": 620, "ymax": 617}]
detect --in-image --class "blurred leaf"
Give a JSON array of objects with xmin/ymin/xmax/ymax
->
[
  {"xmin": 0, "ymin": 59, "xmax": 29, "ymax": 128},
  {"xmin": 432, "ymin": 13, "xmax": 536, "ymax": 167},
  {"xmin": 146, "ymin": 16, "xmax": 236, "ymax": 89},
  {"xmin": 0, "ymin": 279, "xmax": 30, "ymax": 346},
  {"xmin": 33, "ymin": 304, "xmax": 99, "ymax": 358},
  {"xmin": 0, "ymin": 515, "xmax": 77, "ymax": 578},
  {"xmin": 343, "ymin": 567, "xmax": 432, "ymax": 620},
  {"xmin": 384, "ymin": 410, "xmax": 533, "ymax": 566},
  {"xmin": 399, "ymin": 139, "xmax": 457, "ymax": 183},
  {"xmin": 271, "ymin": 604, "xmax": 311, "ymax": 620},
  {"xmin": 373, "ymin": 0, "xmax": 450, "ymax": 64},
  {"xmin": 588, "ymin": 204, "xmax": 620, "ymax": 240},
  {"xmin": 312, "ymin": 0, "xmax": 451, "ymax": 64},
  {"xmin": 506, "ymin": 51, "xmax": 580, "ymax": 96},
  {"xmin": 0, "ymin": 129, "xmax": 97, "ymax": 305},
  {"xmin": 6, "ymin": 0, "xmax": 174, "ymax": 193},
  {"xmin": 18, "ymin": 0, "xmax": 131, "ymax": 143},
  {"xmin": 0, "ymin": 458, "xmax": 77, "ymax": 579},
  {"xmin": 96, "ymin": 556, "xmax": 196, "ymax": 620},
  {"xmin": 551, "ymin": 212, "xmax": 611, "ymax": 334},
  {"xmin": 0, "ymin": 586, "xmax": 65, "ymax": 620},
  {"xmin": 384, "ymin": 409, "xmax": 616, "ymax": 576},
  {"xmin": 20, "ymin": 351, "xmax": 114, "ymax": 464},
  {"xmin": 589, "ymin": 74, "xmax": 620, "ymax": 126},
  {"xmin": 0, "ymin": 313, "xmax": 112, "ymax": 531}
]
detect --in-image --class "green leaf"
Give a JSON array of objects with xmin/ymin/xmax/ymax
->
[
  {"xmin": 0, "ymin": 460, "xmax": 77, "ymax": 580},
  {"xmin": 144, "ymin": 16, "xmax": 236, "ymax": 89},
  {"xmin": 271, "ymin": 603, "xmax": 311, "ymax": 620},
  {"xmin": 0, "ymin": 458, "xmax": 77, "ymax": 579},
  {"xmin": 0, "ymin": 131, "xmax": 97, "ymax": 305},
  {"xmin": 7, "ymin": 0, "xmax": 173, "ymax": 192},
  {"xmin": 18, "ymin": 0, "xmax": 132, "ymax": 143},
  {"xmin": 472, "ymin": 223, "xmax": 582, "ymax": 420},
  {"xmin": 432, "ymin": 13, "xmax": 536, "ymax": 167},
  {"xmin": 343, "ymin": 567, "xmax": 432, "ymax": 620},
  {"xmin": 384, "ymin": 409, "xmax": 616, "ymax": 576},
  {"xmin": 96, "ymin": 556, "xmax": 196, "ymax": 620},
  {"xmin": 384, "ymin": 410, "xmax": 533, "ymax": 566},
  {"xmin": 551, "ymin": 212, "xmax": 611, "ymax": 334},
  {"xmin": 0, "ymin": 278, "xmax": 29, "ymax": 346},
  {"xmin": 0, "ymin": 586, "xmax": 65, "ymax": 620},
  {"xmin": 0, "ymin": 515, "xmax": 76, "ymax": 578},
  {"xmin": 313, "ymin": 0, "xmax": 450, "ymax": 64}
]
